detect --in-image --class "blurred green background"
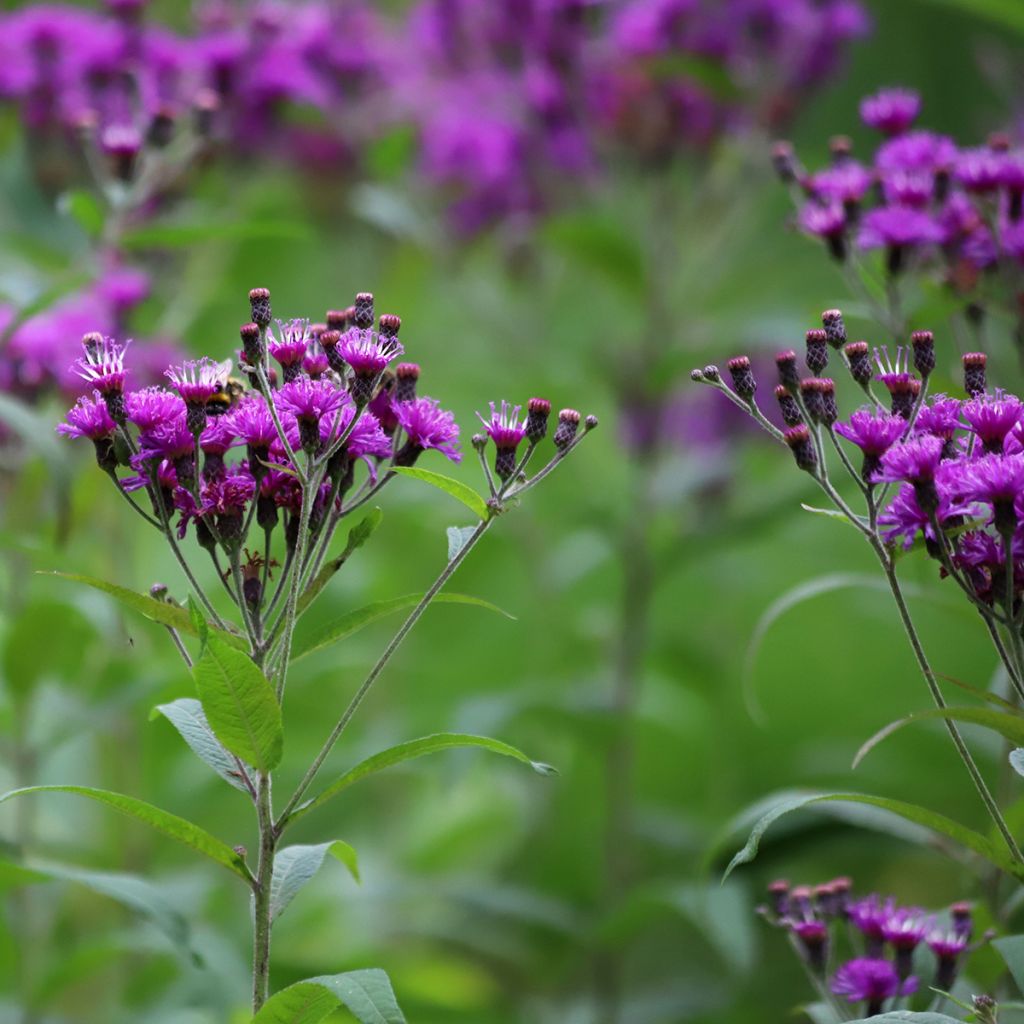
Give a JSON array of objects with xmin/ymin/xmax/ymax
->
[{"xmin": 2, "ymin": 0, "xmax": 1024, "ymax": 1021}]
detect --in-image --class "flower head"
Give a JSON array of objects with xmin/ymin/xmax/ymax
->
[
  {"xmin": 477, "ymin": 400, "xmax": 527, "ymax": 450},
  {"xmin": 229, "ymin": 395, "xmax": 277, "ymax": 449},
  {"xmin": 337, "ymin": 327, "xmax": 404, "ymax": 378},
  {"xmin": 857, "ymin": 205, "xmax": 944, "ymax": 250},
  {"xmin": 914, "ymin": 395, "xmax": 962, "ymax": 440},
  {"xmin": 125, "ymin": 387, "xmax": 186, "ymax": 436},
  {"xmin": 268, "ymin": 319, "xmax": 311, "ymax": 373},
  {"xmin": 57, "ymin": 390, "xmax": 116, "ymax": 440},
  {"xmin": 835, "ymin": 409, "xmax": 906, "ymax": 456},
  {"xmin": 860, "ymin": 87, "xmax": 921, "ymax": 136},
  {"xmin": 832, "ymin": 958, "xmax": 917, "ymax": 1005},
  {"xmin": 394, "ymin": 396, "xmax": 461, "ymax": 465},
  {"xmin": 74, "ymin": 335, "xmax": 129, "ymax": 395},
  {"xmin": 961, "ymin": 391, "xmax": 1024, "ymax": 452},
  {"xmin": 165, "ymin": 357, "xmax": 232, "ymax": 406},
  {"xmin": 876, "ymin": 435, "xmax": 944, "ymax": 485},
  {"xmin": 276, "ymin": 376, "xmax": 347, "ymax": 425}
]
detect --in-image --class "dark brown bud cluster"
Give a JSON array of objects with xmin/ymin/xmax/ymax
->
[
  {"xmin": 805, "ymin": 329, "xmax": 829, "ymax": 375},
  {"xmin": 727, "ymin": 356, "xmax": 756, "ymax": 401}
]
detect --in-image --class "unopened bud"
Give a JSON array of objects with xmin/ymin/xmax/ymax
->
[
  {"xmin": 784, "ymin": 425, "xmax": 817, "ymax": 472},
  {"xmin": 525, "ymin": 397, "xmax": 550, "ymax": 441},
  {"xmin": 690, "ymin": 368, "xmax": 704, "ymax": 382},
  {"xmin": 702, "ymin": 365, "xmax": 720, "ymax": 382},
  {"xmin": 249, "ymin": 287, "xmax": 271, "ymax": 328},
  {"xmin": 395, "ymin": 363, "xmax": 419, "ymax": 403},
  {"xmin": 805, "ymin": 329, "xmax": 829, "ymax": 374},
  {"xmin": 775, "ymin": 349, "xmax": 800, "ymax": 390},
  {"xmin": 771, "ymin": 140, "xmax": 797, "ymax": 183},
  {"xmin": 911, "ymin": 330, "xmax": 935, "ymax": 378},
  {"xmin": 584, "ymin": 414, "xmax": 598, "ymax": 430},
  {"xmin": 353, "ymin": 292, "xmax": 374, "ymax": 329},
  {"xmin": 553, "ymin": 409, "xmax": 580, "ymax": 450},
  {"xmin": 800, "ymin": 378, "xmax": 825, "ymax": 424},
  {"xmin": 240, "ymin": 322, "xmax": 263, "ymax": 364},
  {"xmin": 149, "ymin": 582, "xmax": 169, "ymax": 601},
  {"xmin": 821, "ymin": 309, "xmax": 846, "ymax": 348},
  {"xmin": 727, "ymin": 356, "xmax": 756, "ymax": 402},
  {"xmin": 775, "ymin": 385, "xmax": 802, "ymax": 427},
  {"xmin": 963, "ymin": 352, "xmax": 987, "ymax": 398},
  {"xmin": 378, "ymin": 313, "xmax": 401, "ymax": 337},
  {"xmin": 472, "ymin": 433, "xmax": 488, "ymax": 453},
  {"xmin": 326, "ymin": 309, "xmax": 349, "ymax": 331},
  {"xmin": 844, "ymin": 341, "xmax": 873, "ymax": 387}
]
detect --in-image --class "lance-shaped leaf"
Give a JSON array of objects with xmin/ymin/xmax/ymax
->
[
  {"xmin": 292, "ymin": 593, "xmax": 513, "ymax": 663},
  {"xmin": 0, "ymin": 859, "xmax": 197, "ymax": 961},
  {"xmin": 251, "ymin": 969, "xmax": 405, "ymax": 1024},
  {"xmin": 392, "ymin": 466, "xmax": 489, "ymax": 520},
  {"xmin": 150, "ymin": 698, "xmax": 252, "ymax": 794},
  {"xmin": 286, "ymin": 733, "xmax": 555, "ymax": 827},
  {"xmin": 44, "ymin": 572, "xmax": 247, "ymax": 649},
  {"xmin": 299, "ymin": 509, "xmax": 383, "ymax": 615},
  {"xmin": 722, "ymin": 791, "xmax": 1018, "ymax": 882},
  {"xmin": 0, "ymin": 787, "xmax": 251, "ymax": 881},
  {"xmin": 269, "ymin": 841, "xmax": 359, "ymax": 922},
  {"xmin": 193, "ymin": 636, "xmax": 283, "ymax": 774},
  {"xmin": 847, "ymin": 1015, "xmax": 964, "ymax": 1023},
  {"xmin": 853, "ymin": 705, "xmax": 1024, "ymax": 769}
]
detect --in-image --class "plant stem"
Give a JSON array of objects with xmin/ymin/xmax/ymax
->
[
  {"xmin": 876, "ymin": 546, "xmax": 1024, "ymax": 864},
  {"xmin": 251, "ymin": 772, "xmax": 275, "ymax": 1013},
  {"xmin": 276, "ymin": 516, "xmax": 493, "ymax": 830}
]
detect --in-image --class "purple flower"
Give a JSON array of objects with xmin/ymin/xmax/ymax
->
[
  {"xmin": 394, "ymin": 396, "xmax": 461, "ymax": 465},
  {"xmin": 268, "ymin": 320, "xmax": 311, "ymax": 371},
  {"xmin": 337, "ymin": 327, "xmax": 403, "ymax": 378},
  {"xmin": 857, "ymin": 205, "xmax": 944, "ymax": 249},
  {"xmin": 165, "ymin": 358, "xmax": 232, "ymax": 406},
  {"xmin": 810, "ymin": 161, "xmax": 872, "ymax": 204},
  {"xmin": 799, "ymin": 200, "xmax": 846, "ymax": 238},
  {"xmin": 125, "ymin": 387, "xmax": 186, "ymax": 435},
  {"xmin": 57, "ymin": 390, "xmax": 116, "ymax": 440},
  {"xmin": 881, "ymin": 906, "xmax": 931, "ymax": 950},
  {"xmin": 835, "ymin": 409, "xmax": 906, "ymax": 455},
  {"xmin": 276, "ymin": 376, "xmax": 347, "ymax": 425},
  {"xmin": 229, "ymin": 396, "xmax": 277, "ymax": 449},
  {"xmin": 138, "ymin": 416, "xmax": 194, "ymax": 462},
  {"xmin": 914, "ymin": 395, "xmax": 962, "ymax": 440},
  {"xmin": 848, "ymin": 895, "xmax": 894, "ymax": 947},
  {"xmin": 832, "ymin": 958, "xmax": 917, "ymax": 1009},
  {"xmin": 876, "ymin": 435, "xmax": 944, "ymax": 485},
  {"xmin": 878, "ymin": 484, "xmax": 970, "ymax": 549},
  {"xmin": 74, "ymin": 336, "xmax": 129, "ymax": 395},
  {"xmin": 950, "ymin": 453, "xmax": 1024, "ymax": 510},
  {"xmin": 860, "ymin": 87, "xmax": 921, "ymax": 136},
  {"xmin": 955, "ymin": 146, "xmax": 1004, "ymax": 194},
  {"xmin": 961, "ymin": 392, "xmax": 1024, "ymax": 452},
  {"xmin": 876, "ymin": 131, "xmax": 958, "ymax": 175},
  {"xmin": 477, "ymin": 400, "xmax": 527, "ymax": 450}
]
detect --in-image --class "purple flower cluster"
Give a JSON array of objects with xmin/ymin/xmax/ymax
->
[
  {"xmin": 765, "ymin": 878, "xmax": 977, "ymax": 1016},
  {"xmin": 398, "ymin": 0, "xmax": 867, "ymax": 233},
  {"xmin": 58, "ymin": 288, "xmax": 462, "ymax": 569},
  {"xmin": 0, "ymin": 1, "xmax": 392, "ymax": 187},
  {"xmin": 780, "ymin": 86, "xmax": 1024, "ymax": 298}
]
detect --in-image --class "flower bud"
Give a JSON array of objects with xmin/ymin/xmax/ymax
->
[
  {"xmin": 799, "ymin": 378, "xmax": 825, "ymax": 424},
  {"xmin": 395, "ymin": 363, "xmax": 420, "ymax": 403},
  {"xmin": 775, "ymin": 350, "xmax": 800, "ymax": 390},
  {"xmin": 249, "ymin": 287, "xmax": 272, "ymax": 328},
  {"xmin": 353, "ymin": 292, "xmax": 374, "ymax": 330},
  {"xmin": 525, "ymin": 397, "xmax": 550, "ymax": 441},
  {"xmin": 775, "ymin": 385, "xmax": 802, "ymax": 426},
  {"xmin": 844, "ymin": 341, "xmax": 873, "ymax": 387},
  {"xmin": 378, "ymin": 313, "xmax": 401, "ymax": 337},
  {"xmin": 805, "ymin": 329, "xmax": 829, "ymax": 374},
  {"xmin": 702, "ymin": 365, "xmax": 719, "ymax": 382},
  {"xmin": 820, "ymin": 378, "xmax": 838, "ymax": 426},
  {"xmin": 584, "ymin": 414, "xmax": 598, "ymax": 430},
  {"xmin": 727, "ymin": 356, "xmax": 756, "ymax": 402},
  {"xmin": 911, "ymin": 330, "xmax": 935, "ymax": 378},
  {"xmin": 963, "ymin": 352, "xmax": 987, "ymax": 398},
  {"xmin": 149, "ymin": 582, "xmax": 169, "ymax": 601},
  {"xmin": 553, "ymin": 409, "xmax": 580, "ymax": 450},
  {"xmin": 326, "ymin": 309, "xmax": 349, "ymax": 331},
  {"xmin": 771, "ymin": 141, "xmax": 797, "ymax": 183},
  {"xmin": 690, "ymin": 369, "xmax": 704, "ymax": 382},
  {"xmin": 821, "ymin": 309, "xmax": 846, "ymax": 348},
  {"xmin": 472, "ymin": 433, "xmax": 488, "ymax": 453},
  {"xmin": 784, "ymin": 425, "xmax": 817, "ymax": 472},
  {"xmin": 240, "ymin": 322, "xmax": 263, "ymax": 364},
  {"xmin": 767, "ymin": 879, "xmax": 790, "ymax": 917},
  {"xmin": 890, "ymin": 377, "xmax": 921, "ymax": 419}
]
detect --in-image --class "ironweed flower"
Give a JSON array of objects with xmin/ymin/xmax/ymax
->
[{"xmin": 832, "ymin": 958, "xmax": 917, "ymax": 1014}]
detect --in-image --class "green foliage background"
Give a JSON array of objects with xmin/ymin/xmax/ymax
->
[{"xmin": 2, "ymin": 1, "xmax": 1024, "ymax": 1021}]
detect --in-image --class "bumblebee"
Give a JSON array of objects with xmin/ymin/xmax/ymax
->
[{"xmin": 207, "ymin": 376, "xmax": 247, "ymax": 416}]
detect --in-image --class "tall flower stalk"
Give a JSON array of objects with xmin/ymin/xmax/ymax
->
[
  {"xmin": 8, "ymin": 285, "xmax": 597, "ymax": 1018},
  {"xmin": 696, "ymin": 313, "xmax": 1024, "ymax": 867}
]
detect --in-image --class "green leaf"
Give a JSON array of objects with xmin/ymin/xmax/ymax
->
[
  {"xmin": 722, "ymin": 791, "xmax": 1016, "ymax": 882},
  {"xmin": 192, "ymin": 636, "xmax": 283, "ymax": 773},
  {"xmin": 269, "ymin": 841, "xmax": 359, "ymax": 923},
  {"xmin": 298, "ymin": 509, "xmax": 383, "ymax": 615},
  {"xmin": 994, "ymin": 934, "xmax": 1024, "ymax": 992},
  {"xmin": 5, "ymin": 860, "xmax": 195, "ymax": 960},
  {"xmin": 939, "ymin": 672, "xmax": 1021, "ymax": 713},
  {"xmin": 44, "ymin": 572, "xmax": 247, "ymax": 650},
  {"xmin": 392, "ymin": 467, "xmax": 488, "ymax": 520},
  {"xmin": 799, "ymin": 503, "xmax": 864, "ymax": 529},
  {"xmin": 853, "ymin": 706, "xmax": 1024, "ymax": 769},
  {"xmin": 58, "ymin": 188, "xmax": 105, "ymax": 238},
  {"xmin": 287, "ymin": 733, "xmax": 555, "ymax": 827},
  {"xmin": 187, "ymin": 595, "xmax": 210, "ymax": 648},
  {"xmin": 292, "ymin": 592, "xmax": 514, "ymax": 663},
  {"xmin": 150, "ymin": 698, "xmax": 251, "ymax": 794},
  {"xmin": 447, "ymin": 525, "xmax": 477, "ymax": 561},
  {"xmin": 251, "ymin": 968, "xmax": 406, "ymax": 1024},
  {"xmin": 0, "ymin": 786, "xmax": 250, "ymax": 881}
]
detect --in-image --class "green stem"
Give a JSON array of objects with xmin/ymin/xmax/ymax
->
[
  {"xmin": 276, "ymin": 516, "xmax": 494, "ymax": 830},
  {"xmin": 251, "ymin": 773, "xmax": 275, "ymax": 1013}
]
